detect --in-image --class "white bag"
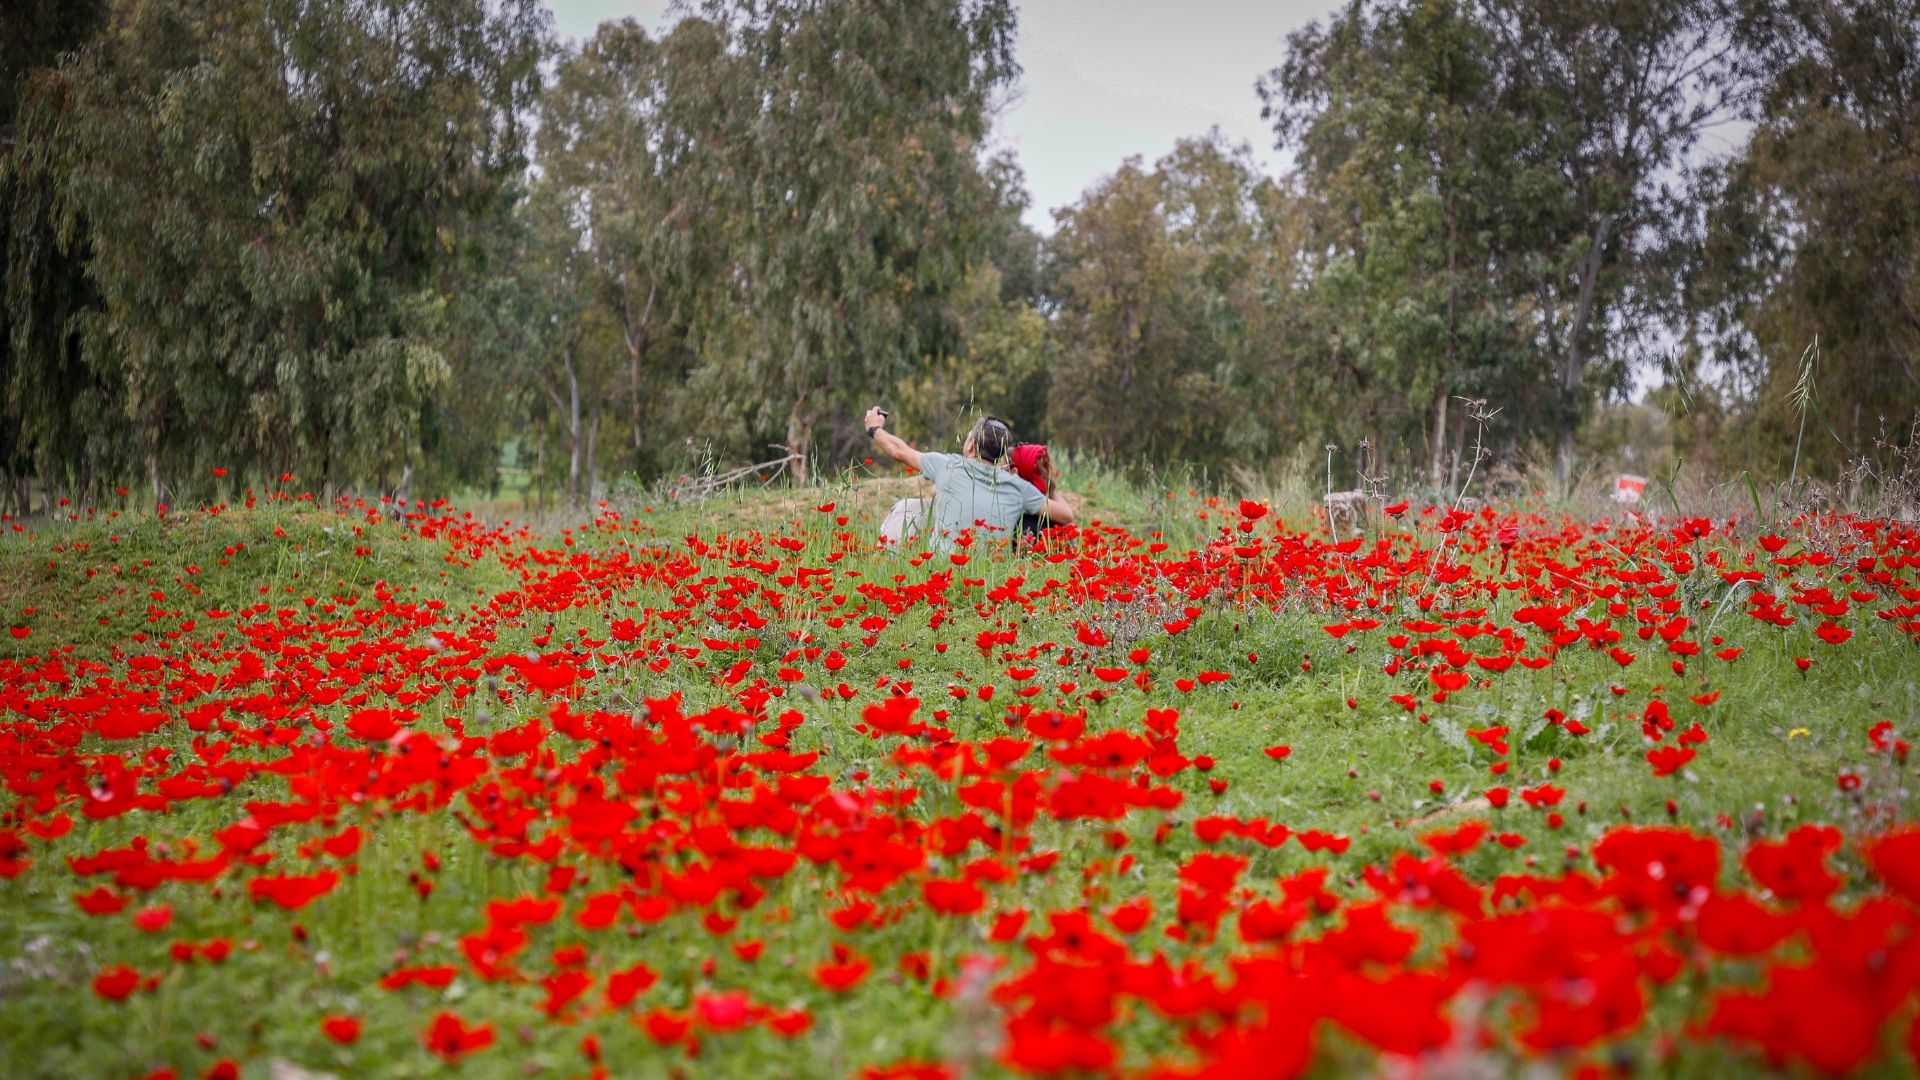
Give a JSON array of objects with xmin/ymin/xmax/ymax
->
[{"xmin": 879, "ymin": 498, "xmax": 929, "ymax": 545}]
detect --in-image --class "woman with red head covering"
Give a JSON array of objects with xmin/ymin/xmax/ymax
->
[
  {"xmin": 1006, "ymin": 443, "xmax": 1061, "ymax": 549},
  {"xmin": 1008, "ymin": 444, "xmax": 1051, "ymax": 493}
]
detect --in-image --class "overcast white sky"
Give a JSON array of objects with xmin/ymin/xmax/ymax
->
[{"xmin": 541, "ymin": 1, "xmax": 1342, "ymax": 231}]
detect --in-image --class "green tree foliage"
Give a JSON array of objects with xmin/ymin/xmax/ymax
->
[
  {"xmin": 694, "ymin": 0, "xmax": 1019, "ymax": 481},
  {"xmin": 978, "ymin": 151, "xmax": 1048, "ymax": 308},
  {"xmin": 536, "ymin": 17, "xmax": 740, "ymax": 486},
  {"xmin": 1689, "ymin": 0, "xmax": 1920, "ymax": 478},
  {"xmin": 1046, "ymin": 135, "xmax": 1290, "ymax": 473},
  {"xmin": 29, "ymin": 0, "xmax": 544, "ymax": 500},
  {"xmin": 893, "ymin": 155, "xmax": 1053, "ymax": 451},
  {"xmin": 894, "ymin": 262, "xmax": 1057, "ymax": 454},
  {"xmin": 1263, "ymin": 0, "xmax": 1742, "ymax": 489},
  {"xmin": 6, "ymin": 0, "xmax": 1917, "ymax": 503},
  {"xmin": 517, "ymin": 2, "xmax": 1023, "ymax": 488},
  {"xmin": 420, "ymin": 187, "xmax": 550, "ymax": 498},
  {"xmin": 1264, "ymin": 0, "xmax": 1548, "ymax": 489},
  {"xmin": 1474, "ymin": 0, "xmax": 1745, "ymax": 480},
  {"xmin": 1, "ymin": 0, "xmax": 112, "ymax": 512}
]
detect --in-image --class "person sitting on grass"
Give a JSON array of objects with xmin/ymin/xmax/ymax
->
[
  {"xmin": 1006, "ymin": 441, "xmax": 1064, "ymax": 549},
  {"xmin": 864, "ymin": 406, "xmax": 1074, "ymax": 552}
]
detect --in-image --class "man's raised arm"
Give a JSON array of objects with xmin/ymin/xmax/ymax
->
[{"xmin": 863, "ymin": 406, "xmax": 922, "ymax": 472}]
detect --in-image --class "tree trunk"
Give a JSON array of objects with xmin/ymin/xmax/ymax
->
[
  {"xmin": 534, "ymin": 427, "xmax": 546, "ymax": 512},
  {"xmin": 1449, "ymin": 407, "xmax": 1467, "ymax": 492},
  {"xmin": 1556, "ymin": 214, "xmax": 1617, "ymax": 488},
  {"xmin": 786, "ymin": 396, "xmax": 814, "ymax": 486},
  {"xmin": 567, "ymin": 349, "xmax": 582, "ymax": 510},
  {"xmin": 585, "ymin": 408, "xmax": 601, "ymax": 508},
  {"xmin": 624, "ymin": 278, "xmax": 657, "ymax": 453},
  {"xmin": 1554, "ymin": 408, "xmax": 1579, "ymax": 490},
  {"xmin": 1428, "ymin": 387, "xmax": 1449, "ymax": 492}
]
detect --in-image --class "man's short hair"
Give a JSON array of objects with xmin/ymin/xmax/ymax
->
[{"xmin": 969, "ymin": 416, "xmax": 1012, "ymax": 463}]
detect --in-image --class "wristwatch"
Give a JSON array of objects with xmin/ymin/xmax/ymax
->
[{"xmin": 866, "ymin": 425, "xmax": 882, "ymax": 439}]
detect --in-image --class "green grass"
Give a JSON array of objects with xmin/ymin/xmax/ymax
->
[
  {"xmin": 0, "ymin": 503, "xmax": 514, "ymax": 663},
  {"xmin": 0, "ymin": 477, "xmax": 1914, "ymax": 1078}
]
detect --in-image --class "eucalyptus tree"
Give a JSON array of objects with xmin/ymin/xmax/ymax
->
[
  {"xmin": 538, "ymin": 16, "xmax": 742, "ymax": 480},
  {"xmin": 1, "ymin": 0, "xmax": 111, "ymax": 512},
  {"xmin": 695, "ymin": 0, "xmax": 1019, "ymax": 481},
  {"xmin": 893, "ymin": 154, "xmax": 1054, "ymax": 453},
  {"xmin": 44, "ymin": 0, "xmax": 545, "ymax": 499},
  {"xmin": 1046, "ymin": 159, "xmax": 1201, "ymax": 468},
  {"xmin": 1474, "ymin": 0, "xmax": 1747, "ymax": 483},
  {"xmin": 1046, "ymin": 136, "xmax": 1289, "ymax": 473},
  {"xmin": 1263, "ymin": 0, "xmax": 1545, "ymax": 489},
  {"xmin": 1689, "ymin": 0, "xmax": 1920, "ymax": 477},
  {"xmin": 1157, "ymin": 137, "xmax": 1315, "ymax": 467},
  {"xmin": 1263, "ymin": 0, "xmax": 1745, "ymax": 487}
]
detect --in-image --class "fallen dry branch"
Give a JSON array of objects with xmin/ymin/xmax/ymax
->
[{"xmin": 666, "ymin": 452, "xmax": 804, "ymax": 503}]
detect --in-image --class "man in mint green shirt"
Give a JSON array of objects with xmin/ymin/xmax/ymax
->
[{"xmin": 863, "ymin": 407, "xmax": 1074, "ymax": 551}]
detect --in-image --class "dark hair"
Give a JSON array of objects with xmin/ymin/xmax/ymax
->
[{"xmin": 969, "ymin": 416, "xmax": 1011, "ymax": 463}]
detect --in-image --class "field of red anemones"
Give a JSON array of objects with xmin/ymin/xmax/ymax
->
[{"xmin": 1, "ymin": 486, "xmax": 1917, "ymax": 1079}]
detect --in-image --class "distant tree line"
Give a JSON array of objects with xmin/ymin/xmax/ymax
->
[{"xmin": 3, "ymin": 0, "xmax": 1915, "ymax": 512}]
